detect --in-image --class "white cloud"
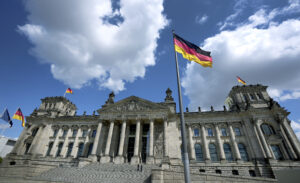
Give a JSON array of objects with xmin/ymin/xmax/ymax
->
[
  {"xmin": 195, "ymin": 15, "xmax": 208, "ymax": 25},
  {"xmin": 182, "ymin": 3, "xmax": 300, "ymax": 111},
  {"xmin": 291, "ymin": 120, "xmax": 300, "ymax": 140},
  {"xmin": 218, "ymin": 0, "xmax": 248, "ymax": 30},
  {"xmin": 18, "ymin": 0, "xmax": 168, "ymax": 92}
]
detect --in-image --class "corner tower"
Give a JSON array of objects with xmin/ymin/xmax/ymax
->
[
  {"xmin": 31, "ymin": 97, "xmax": 77, "ymax": 117},
  {"xmin": 226, "ymin": 84, "xmax": 272, "ymax": 111}
]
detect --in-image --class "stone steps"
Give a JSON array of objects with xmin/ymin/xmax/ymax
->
[{"xmin": 31, "ymin": 163, "xmax": 158, "ymax": 183}]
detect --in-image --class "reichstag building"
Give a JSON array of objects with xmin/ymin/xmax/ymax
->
[{"xmin": 0, "ymin": 84, "xmax": 300, "ymax": 183}]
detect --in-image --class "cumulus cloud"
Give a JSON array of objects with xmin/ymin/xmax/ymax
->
[
  {"xmin": 291, "ymin": 120, "xmax": 300, "ymax": 140},
  {"xmin": 195, "ymin": 15, "xmax": 208, "ymax": 25},
  {"xmin": 18, "ymin": 0, "xmax": 168, "ymax": 92},
  {"xmin": 182, "ymin": 2, "xmax": 300, "ymax": 111}
]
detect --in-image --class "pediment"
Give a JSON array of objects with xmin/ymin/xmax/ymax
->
[{"xmin": 97, "ymin": 96, "xmax": 168, "ymax": 114}]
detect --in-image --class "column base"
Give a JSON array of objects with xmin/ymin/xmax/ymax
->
[
  {"xmin": 89, "ymin": 155, "xmax": 98, "ymax": 162},
  {"xmin": 220, "ymin": 159, "xmax": 227, "ymax": 164},
  {"xmin": 100, "ymin": 155, "xmax": 111, "ymax": 163},
  {"xmin": 146, "ymin": 156, "xmax": 155, "ymax": 164},
  {"xmin": 205, "ymin": 159, "xmax": 211, "ymax": 164},
  {"xmin": 114, "ymin": 156, "xmax": 124, "ymax": 164},
  {"xmin": 130, "ymin": 156, "xmax": 140, "ymax": 164},
  {"xmin": 236, "ymin": 159, "xmax": 243, "ymax": 164},
  {"xmin": 161, "ymin": 156, "xmax": 170, "ymax": 170}
]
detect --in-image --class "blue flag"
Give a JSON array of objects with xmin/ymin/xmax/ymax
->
[{"xmin": 0, "ymin": 108, "xmax": 13, "ymax": 127}]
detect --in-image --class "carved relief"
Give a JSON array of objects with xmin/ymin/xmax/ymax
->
[
  {"xmin": 107, "ymin": 100, "xmax": 152, "ymax": 112},
  {"xmin": 154, "ymin": 123, "xmax": 163, "ymax": 158}
]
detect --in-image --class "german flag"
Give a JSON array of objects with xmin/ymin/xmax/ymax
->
[
  {"xmin": 13, "ymin": 108, "xmax": 25, "ymax": 127},
  {"xmin": 65, "ymin": 88, "xmax": 73, "ymax": 94},
  {"xmin": 173, "ymin": 33, "xmax": 212, "ymax": 67},
  {"xmin": 237, "ymin": 76, "xmax": 246, "ymax": 85}
]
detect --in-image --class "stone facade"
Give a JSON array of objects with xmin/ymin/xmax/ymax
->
[{"xmin": 1, "ymin": 84, "xmax": 300, "ymax": 182}]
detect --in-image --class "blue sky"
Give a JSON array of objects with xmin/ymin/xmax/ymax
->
[{"xmin": 1, "ymin": 0, "xmax": 300, "ymax": 140}]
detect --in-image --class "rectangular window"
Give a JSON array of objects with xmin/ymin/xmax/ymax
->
[
  {"xmin": 72, "ymin": 129, "xmax": 78, "ymax": 137},
  {"xmin": 91, "ymin": 130, "xmax": 97, "ymax": 138},
  {"xmin": 129, "ymin": 125, "xmax": 136, "ymax": 135},
  {"xmin": 194, "ymin": 128, "xmax": 200, "ymax": 137},
  {"xmin": 53, "ymin": 129, "xmax": 58, "ymax": 137},
  {"xmin": 66, "ymin": 143, "xmax": 74, "ymax": 157},
  {"xmin": 82, "ymin": 130, "xmax": 88, "ymax": 137},
  {"xmin": 221, "ymin": 128, "xmax": 227, "ymax": 136},
  {"xmin": 271, "ymin": 145, "xmax": 284, "ymax": 160},
  {"xmin": 62, "ymin": 130, "xmax": 68, "ymax": 137},
  {"xmin": 207, "ymin": 128, "xmax": 213, "ymax": 136},
  {"xmin": 46, "ymin": 142, "xmax": 53, "ymax": 156},
  {"xmin": 234, "ymin": 127, "xmax": 241, "ymax": 136}
]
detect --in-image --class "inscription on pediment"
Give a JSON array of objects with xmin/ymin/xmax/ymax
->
[{"xmin": 108, "ymin": 100, "xmax": 152, "ymax": 112}]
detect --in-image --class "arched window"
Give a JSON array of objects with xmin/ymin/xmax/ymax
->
[
  {"xmin": 66, "ymin": 143, "xmax": 73, "ymax": 157},
  {"xmin": 194, "ymin": 128, "xmax": 200, "ymax": 137},
  {"xmin": 194, "ymin": 144, "xmax": 203, "ymax": 161},
  {"xmin": 209, "ymin": 143, "xmax": 218, "ymax": 162},
  {"xmin": 87, "ymin": 143, "xmax": 93, "ymax": 157},
  {"xmin": 77, "ymin": 143, "xmax": 84, "ymax": 157},
  {"xmin": 223, "ymin": 143, "xmax": 233, "ymax": 162},
  {"xmin": 261, "ymin": 124, "xmax": 275, "ymax": 135},
  {"xmin": 46, "ymin": 142, "xmax": 53, "ymax": 156},
  {"xmin": 238, "ymin": 143, "xmax": 249, "ymax": 161},
  {"xmin": 56, "ymin": 142, "xmax": 64, "ymax": 157},
  {"xmin": 271, "ymin": 145, "xmax": 284, "ymax": 160}
]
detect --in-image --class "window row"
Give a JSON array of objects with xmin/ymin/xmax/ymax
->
[
  {"xmin": 52, "ymin": 129, "xmax": 97, "ymax": 138},
  {"xmin": 193, "ymin": 143, "xmax": 249, "ymax": 162},
  {"xmin": 46, "ymin": 142, "xmax": 94, "ymax": 158},
  {"xmin": 199, "ymin": 169, "xmax": 256, "ymax": 177},
  {"xmin": 193, "ymin": 127, "xmax": 241, "ymax": 137}
]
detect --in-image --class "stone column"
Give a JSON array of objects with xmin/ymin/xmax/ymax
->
[
  {"xmin": 27, "ymin": 125, "xmax": 45, "ymax": 155},
  {"xmin": 147, "ymin": 119, "xmax": 155, "ymax": 164},
  {"xmin": 71, "ymin": 127, "xmax": 81, "ymax": 158},
  {"xmin": 229, "ymin": 125, "xmax": 241, "ymax": 161},
  {"xmin": 188, "ymin": 126, "xmax": 196, "ymax": 160},
  {"xmin": 201, "ymin": 125, "xmax": 210, "ymax": 161},
  {"xmin": 163, "ymin": 119, "xmax": 169, "ymax": 157},
  {"xmin": 255, "ymin": 120, "xmax": 273, "ymax": 159},
  {"xmin": 215, "ymin": 124, "xmax": 226, "ymax": 161},
  {"xmin": 279, "ymin": 123, "xmax": 297, "ymax": 159},
  {"xmin": 90, "ymin": 122, "xmax": 103, "ymax": 161},
  {"xmin": 83, "ymin": 127, "xmax": 91, "ymax": 157},
  {"xmin": 131, "ymin": 119, "xmax": 141, "ymax": 164},
  {"xmin": 101, "ymin": 121, "xmax": 114, "ymax": 163},
  {"xmin": 282, "ymin": 118, "xmax": 300, "ymax": 159},
  {"xmin": 12, "ymin": 125, "xmax": 33, "ymax": 155},
  {"xmin": 50, "ymin": 128, "xmax": 62, "ymax": 157},
  {"xmin": 61, "ymin": 128, "xmax": 72, "ymax": 158},
  {"xmin": 115, "ymin": 120, "xmax": 127, "ymax": 164}
]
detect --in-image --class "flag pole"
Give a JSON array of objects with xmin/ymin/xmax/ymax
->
[{"xmin": 172, "ymin": 30, "xmax": 191, "ymax": 183}]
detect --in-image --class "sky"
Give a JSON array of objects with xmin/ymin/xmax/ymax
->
[{"xmin": 1, "ymin": 0, "xmax": 300, "ymax": 140}]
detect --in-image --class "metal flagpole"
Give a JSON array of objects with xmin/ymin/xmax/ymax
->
[{"xmin": 172, "ymin": 30, "xmax": 191, "ymax": 183}]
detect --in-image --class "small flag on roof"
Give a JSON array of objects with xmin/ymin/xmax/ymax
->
[{"xmin": 237, "ymin": 76, "xmax": 246, "ymax": 85}]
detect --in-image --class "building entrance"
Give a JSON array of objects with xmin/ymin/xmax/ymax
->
[
  {"xmin": 127, "ymin": 137, "xmax": 135, "ymax": 163},
  {"xmin": 141, "ymin": 137, "xmax": 147, "ymax": 163}
]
